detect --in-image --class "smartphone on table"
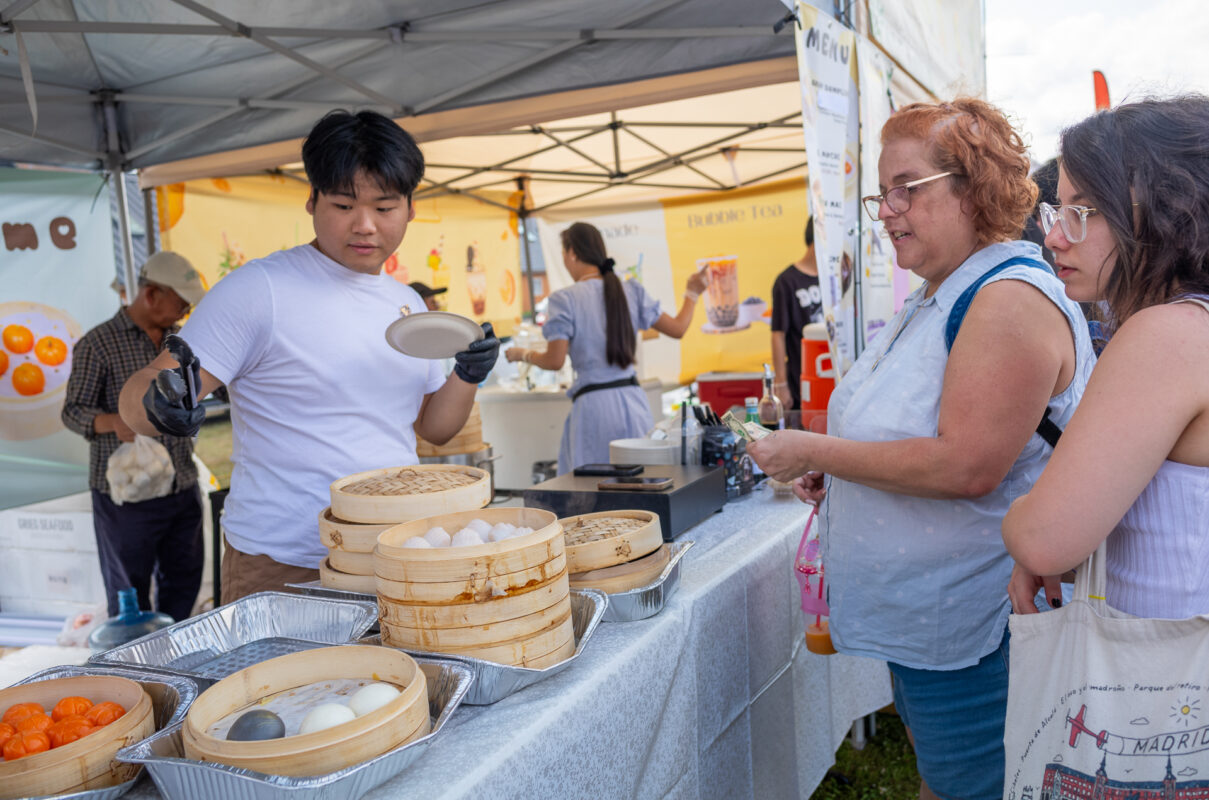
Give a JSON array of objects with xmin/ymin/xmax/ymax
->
[
  {"xmin": 573, "ymin": 464, "xmax": 644, "ymax": 477},
  {"xmin": 597, "ymin": 476, "xmax": 673, "ymax": 492}
]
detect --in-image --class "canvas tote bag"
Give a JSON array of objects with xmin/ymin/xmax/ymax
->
[{"xmin": 1004, "ymin": 543, "xmax": 1209, "ymax": 799}]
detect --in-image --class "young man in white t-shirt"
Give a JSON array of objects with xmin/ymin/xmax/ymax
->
[{"xmin": 119, "ymin": 110, "xmax": 499, "ymax": 601}]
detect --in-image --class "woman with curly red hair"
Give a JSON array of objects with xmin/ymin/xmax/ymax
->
[{"xmin": 749, "ymin": 98, "xmax": 1097, "ymax": 798}]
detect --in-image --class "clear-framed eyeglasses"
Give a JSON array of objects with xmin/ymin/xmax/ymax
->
[
  {"xmin": 861, "ymin": 172, "xmax": 953, "ymax": 221},
  {"xmin": 1037, "ymin": 202, "xmax": 1099, "ymax": 244}
]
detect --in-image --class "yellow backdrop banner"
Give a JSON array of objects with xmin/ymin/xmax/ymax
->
[
  {"xmin": 660, "ymin": 177, "xmax": 810, "ymax": 383},
  {"xmin": 157, "ymin": 176, "xmax": 523, "ymax": 335}
]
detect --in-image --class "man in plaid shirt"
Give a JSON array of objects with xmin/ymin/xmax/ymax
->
[{"xmin": 62, "ymin": 252, "xmax": 207, "ymax": 621}]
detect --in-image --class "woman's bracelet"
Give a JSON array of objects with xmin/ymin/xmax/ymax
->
[
  {"xmin": 522, "ymin": 350, "xmax": 532, "ymax": 364},
  {"xmin": 773, "ymin": 381, "xmax": 788, "ymax": 388},
  {"xmin": 684, "ymin": 290, "xmax": 700, "ymax": 302}
]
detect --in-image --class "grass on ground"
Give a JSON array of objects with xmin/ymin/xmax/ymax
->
[{"xmin": 812, "ymin": 712, "xmax": 920, "ymax": 799}]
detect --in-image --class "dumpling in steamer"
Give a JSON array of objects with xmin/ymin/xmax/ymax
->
[
  {"xmin": 466, "ymin": 518, "xmax": 493, "ymax": 537},
  {"xmin": 451, "ymin": 528, "xmax": 484, "ymax": 547},
  {"xmin": 423, "ymin": 527, "xmax": 452, "ymax": 548}
]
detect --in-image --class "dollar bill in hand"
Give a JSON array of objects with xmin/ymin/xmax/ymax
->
[{"xmin": 721, "ymin": 410, "xmax": 772, "ymax": 442}]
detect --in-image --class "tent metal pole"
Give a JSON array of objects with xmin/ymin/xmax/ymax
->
[
  {"xmin": 143, "ymin": 188, "xmax": 158, "ymax": 256},
  {"xmin": 103, "ymin": 96, "xmax": 138, "ymax": 306},
  {"xmin": 112, "ymin": 171, "xmax": 138, "ymax": 307},
  {"xmin": 516, "ymin": 177, "xmax": 537, "ymax": 317}
]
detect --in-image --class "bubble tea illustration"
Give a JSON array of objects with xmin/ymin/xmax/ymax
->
[
  {"xmin": 698, "ymin": 256, "xmax": 740, "ymax": 328},
  {"xmin": 466, "ymin": 243, "xmax": 487, "ymax": 316}
]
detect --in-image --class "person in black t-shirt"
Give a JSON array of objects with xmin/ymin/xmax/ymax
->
[{"xmin": 770, "ymin": 218, "xmax": 824, "ymax": 410}]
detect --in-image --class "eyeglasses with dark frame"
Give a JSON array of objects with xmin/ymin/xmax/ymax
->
[
  {"xmin": 1037, "ymin": 202, "xmax": 1100, "ymax": 244},
  {"xmin": 861, "ymin": 172, "xmax": 954, "ymax": 221}
]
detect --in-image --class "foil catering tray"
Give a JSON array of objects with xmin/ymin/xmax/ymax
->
[
  {"xmin": 597, "ymin": 540, "xmax": 694, "ymax": 623},
  {"xmin": 363, "ymin": 588, "xmax": 607, "ymax": 706},
  {"xmin": 117, "ymin": 654, "xmax": 473, "ymax": 800},
  {"xmin": 13, "ymin": 664, "xmax": 200, "ymax": 800},
  {"xmin": 88, "ymin": 592, "xmax": 378, "ymax": 681},
  {"xmin": 285, "ymin": 580, "xmax": 373, "ymax": 605}
]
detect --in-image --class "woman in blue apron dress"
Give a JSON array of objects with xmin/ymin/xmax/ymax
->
[{"xmin": 505, "ymin": 222, "xmax": 706, "ymax": 473}]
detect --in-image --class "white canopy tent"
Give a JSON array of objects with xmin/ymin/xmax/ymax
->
[{"xmin": 0, "ymin": 0, "xmax": 976, "ymax": 294}]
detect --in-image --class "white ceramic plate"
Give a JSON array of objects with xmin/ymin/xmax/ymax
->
[{"xmin": 385, "ymin": 312, "xmax": 484, "ymax": 359}]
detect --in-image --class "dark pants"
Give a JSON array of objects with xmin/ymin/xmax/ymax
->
[{"xmin": 91, "ymin": 486, "xmax": 204, "ymax": 622}]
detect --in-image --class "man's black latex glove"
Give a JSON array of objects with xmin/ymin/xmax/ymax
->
[
  {"xmin": 142, "ymin": 334, "xmax": 206, "ymax": 437},
  {"xmin": 453, "ymin": 322, "xmax": 500, "ymax": 385}
]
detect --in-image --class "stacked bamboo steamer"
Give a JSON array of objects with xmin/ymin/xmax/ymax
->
[
  {"xmin": 375, "ymin": 507, "xmax": 574, "ymax": 669},
  {"xmin": 415, "ymin": 402, "xmax": 485, "ymax": 458},
  {"xmin": 320, "ymin": 464, "xmax": 493, "ymax": 593},
  {"xmin": 182, "ymin": 646, "xmax": 429, "ymax": 777},
  {"xmin": 0, "ymin": 675, "xmax": 154, "ymax": 800},
  {"xmin": 562, "ymin": 510, "xmax": 670, "ymax": 594}
]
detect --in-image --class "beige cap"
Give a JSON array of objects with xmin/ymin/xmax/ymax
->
[{"xmin": 140, "ymin": 251, "xmax": 205, "ymax": 306}]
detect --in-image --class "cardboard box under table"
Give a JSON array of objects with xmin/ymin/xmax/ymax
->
[{"xmin": 523, "ymin": 465, "xmax": 725, "ymax": 541}]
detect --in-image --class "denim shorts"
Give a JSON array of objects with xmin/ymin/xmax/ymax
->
[{"xmin": 888, "ymin": 629, "xmax": 1010, "ymax": 800}]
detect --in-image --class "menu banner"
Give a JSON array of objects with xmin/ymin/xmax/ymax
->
[
  {"xmin": 794, "ymin": 3, "xmax": 860, "ymax": 373},
  {"xmin": 0, "ymin": 167, "xmax": 117, "ymax": 509},
  {"xmin": 855, "ymin": 37, "xmax": 900, "ymax": 345}
]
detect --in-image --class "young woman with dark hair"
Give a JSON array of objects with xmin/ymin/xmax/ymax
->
[
  {"xmin": 1004, "ymin": 95, "xmax": 1209, "ymax": 621},
  {"xmin": 505, "ymin": 221, "xmax": 706, "ymax": 473}
]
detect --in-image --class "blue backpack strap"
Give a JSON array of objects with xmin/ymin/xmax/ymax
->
[
  {"xmin": 944, "ymin": 255, "xmax": 1063, "ymax": 447},
  {"xmin": 943, "ymin": 256, "xmax": 1052, "ymax": 352}
]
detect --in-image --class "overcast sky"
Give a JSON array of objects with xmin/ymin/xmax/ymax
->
[{"xmin": 984, "ymin": 0, "xmax": 1208, "ymax": 164}]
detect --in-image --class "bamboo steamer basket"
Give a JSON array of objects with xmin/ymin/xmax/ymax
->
[
  {"xmin": 330, "ymin": 464, "xmax": 491, "ymax": 524},
  {"xmin": 380, "ymin": 595, "xmax": 572, "ymax": 650},
  {"xmin": 560, "ymin": 510, "xmax": 663, "ymax": 573},
  {"xmin": 181, "ymin": 646, "xmax": 428, "ymax": 777},
  {"xmin": 377, "ymin": 567, "xmax": 568, "ymax": 628},
  {"xmin": 319, "ymin": 557, "xmax": 377, "ymax": 594},
  {"xmin": 327, "ymin": 548, "xmax": 374, "ymax": 576},
  {"xmin": 0, "ymin": 675, "xmax": 154, "ymax": 800},
  {"xmin": 569, "ymin": 543, "xmax": 673, "ymax": 593},
  {"xmin": 375, "ymin": 508, "xmax": 562, "ymax": 583},
  {"xmin": 374, "ymin": 550, "xmax": 567, "ymax": 604},
  {"xmin": 384, "ymin": 607, "xmax": 574, "ymax": 664},
  {"xmin": 318, "ymin": 507, "xmax": 395, "ymax": 553},
  {"xmin": 375, "ymin": 507, "xmax": 571, "ymax": 666},
  {"xmin": 415, "ymin": 403, "xmax": 482, "ymax": 457},
  {"xmin": 379, "ymin": 592, "xmax": 572, "ymax": 647}
]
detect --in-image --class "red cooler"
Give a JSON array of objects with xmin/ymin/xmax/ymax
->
[
  {"xmin": 800, "ymin": 323, "xmax": 836, "ymax": 432},
  {"xmin": 697, "ymin": 372, "xmax": 763, "ymax": 418}
]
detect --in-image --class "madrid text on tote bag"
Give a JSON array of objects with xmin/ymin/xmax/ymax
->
[{"xmin": 1004, "ymin": 544, "xmax": 1209, "ymax": 799}]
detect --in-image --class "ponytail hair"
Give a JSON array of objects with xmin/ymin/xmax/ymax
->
[{"xmin": 561, "ymin": 222, "xmax": 635, "ymax": 368}]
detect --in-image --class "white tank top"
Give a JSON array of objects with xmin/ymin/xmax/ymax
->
[{"xmin": 1106, "ymin": 296, "xmax": 1209, "ymax": 618}]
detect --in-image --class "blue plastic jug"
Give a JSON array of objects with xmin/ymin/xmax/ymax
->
[{"xmin": 88, "ymin": 587, "xmax": 174, "ymax": 652}]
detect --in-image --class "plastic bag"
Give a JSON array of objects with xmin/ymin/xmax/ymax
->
[
  {"xmin": 57, "ymin": 603, "xmax": 107, "ymax": 647},
  {"xmin": 106, "ymin": 434, "xmax": 175, "ymax": 505}
]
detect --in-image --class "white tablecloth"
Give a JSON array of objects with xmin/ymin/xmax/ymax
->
[{"xmin": 133, "ymin": 486, "xmax": 892, "ymax": 799}]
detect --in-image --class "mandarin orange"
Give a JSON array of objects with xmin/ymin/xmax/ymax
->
[
  {"xmin": 12, "ymin": 363, "xmax": 44, "ymax": 396},
  {"xmin": 34, "ymin": 336, "xmax": 67, "ymax": 366},
  {"xmin": 2, "ymin": 324, "xmax": 32, "ymax": 354}
]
